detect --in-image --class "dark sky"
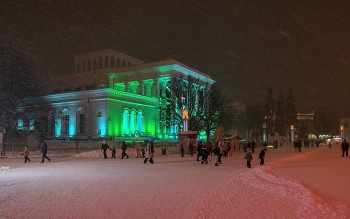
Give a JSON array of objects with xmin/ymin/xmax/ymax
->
[{"xmin": 1, "ymin": 0, "xmax": 350, "ymax": 117}]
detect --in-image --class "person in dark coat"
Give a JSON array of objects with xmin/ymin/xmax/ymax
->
[
  {"xmin": 294, "ymin": 140, "xmax": 298, "ymax": 152},
  {"xmin": 189, "ymin": 142, "xmax": 194, "ymax": 157},
  {"xmin": 251, "ymin": 140, "xmax": 256, "ymax": 154},
  {"xmin": 196, "ymin": 141, "xmax": 203, "ymax": 161},
  {"xmin": 40, "ymin": 141, "xmax": 51, "ymax": 163},
  {"xmin": 110, "ymin": 147, "xmax": 116, "ymax": 159},
  {"xmin": 201, "ymin": 143, "xmax": 209, "ymax": 164},
  {"xmin": 259, "ymin": 147, "xmax": 267, "ymax": 165},
  {"xmin": 181, "ymin": 144, "xmax": 184, "ymax": 157},
  {"xmin": 297, "ymin": 139, "xmax": 302, "ymax": 152},
  {"xmin": 141, "ymin": 147, "xmax": 145, "ymax": 158},
  {"xmin": 21, "ymin": 146, "xmax": 31, "ymax": 163},
  {"xmin": 121, "ymin": 141, "xmax": 129, "ymax": 159},
  {"xmin": 244, "ymin": 148, "xmax": 253, "ymax": 168},
  {"xmin": 213, "ymin": 141, "xmax": 221, "ymax": 166},
  {"xmin": 101, "ymin": 140, "xmax": 110, "ymax": 159},
  {"xmin": 316, "ymin": 139, "xmax": 320, "ymax": 148},
  {"xmin": 341, "ymin": 139, "xmax": 349, "ymax": 157}
]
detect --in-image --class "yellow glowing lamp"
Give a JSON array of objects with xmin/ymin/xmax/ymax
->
[{"xmin": 182, "ymin": 108, "xmax": 189, "ymax": 120}]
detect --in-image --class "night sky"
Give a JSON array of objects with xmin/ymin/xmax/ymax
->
[{"xmin": 1, "ymin": 0, "xmax": 350, "ymax": 117}]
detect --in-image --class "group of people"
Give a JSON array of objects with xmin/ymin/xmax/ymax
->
[
  {"xmin": 244, "ymin": 142, "xmax": 267, "ymax": 168},
  {"xmin": 182, "ymin": 140, "xmax": 266, "ymax": 168},
  {"xmin": 101, "ymin": 140, "xmax": 130, "ymax": 159},
  {"xmin": 21, "ymin": 141, "xmax": 51, "ymax": 163},
  {"xmin": 101, "ymin": 140, "xmax": 153, "ymax": 164},
  {"xmin": 293, "ymin": 139, "xmax": 325, "ymax": 152},
  {"xmin": 20, "ymin": 138, "xmax": 349, "ymax": 167}
]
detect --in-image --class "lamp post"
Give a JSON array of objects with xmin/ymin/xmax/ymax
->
[
  {"xmin": 263, "ymin": 123, "xmax": 267, "ymax": 143},
  {"xmin": 290, "ymin": 125, "xmax": 295, "ymax": 143},
  {"xmin": 0, "ymin": 126, "xmax": 5, "ymax": 156},
  {"xmin": 182, "ymin": 108, "xmax": 189, "ymax": 132},
  {"xmin": 340, "ymin": 125, "xmax": 344, "ymax": 140}
]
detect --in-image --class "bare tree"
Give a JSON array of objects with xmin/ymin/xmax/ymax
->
[
  {"xmin": 0, "ymin": 43, "xmax": 53, "ymax": 143},
  {"xmin": 201, "ymin": 84, "xmax": 233, "ymax": 140},
  {"xmin": 166, "ymin": 74, "xmax": 210, "ymax": 132}
]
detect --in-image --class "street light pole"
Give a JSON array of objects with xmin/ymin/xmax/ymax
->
[{"xmin": 0, "ymin": 126, "xmax": 5, "ymax": 156}]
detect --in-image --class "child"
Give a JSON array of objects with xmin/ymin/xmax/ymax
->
[
  {"xmin": 201, "ymin": 144, "xmax": 209, "ymax": 164},
  {"xmin": 244, "ymin": 148, "xmax": 253, "ymax": 168},
  {"xmin": 141, "ymin": 148, "xmax": 145, "ymax": 158},
  {"xmin": 110, "ymin": 147, "xmax": 116, "ymax": 159},
  {"xmin": 259, "ymin": 147, "xmax": 267, "ymax": 165},
  {"xmin": 21, "ymin": 146, "xmax": 31, "ymax": 163}
]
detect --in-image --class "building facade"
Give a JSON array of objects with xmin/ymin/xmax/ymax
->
[{"xmin": 44, "ymin": 49, "xmax": 215, "ymax": 141}]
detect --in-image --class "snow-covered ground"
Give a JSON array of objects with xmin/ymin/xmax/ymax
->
[{"xmin": 0, "ymin": 145, "xmax": 349, "ymax": 219}]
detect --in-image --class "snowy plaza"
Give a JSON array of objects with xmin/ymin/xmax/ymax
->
[{"xmin": 1, "ymin": 145, "xmax": 349, "ymax": 219}]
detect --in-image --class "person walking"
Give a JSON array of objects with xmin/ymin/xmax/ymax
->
[
  {"xmin": 222, "ymin": 142, "xmax": 228, "ymax": 158},
  {"xmin": 201, "ymin": 143, "xmax": 209, "ymax": 164},
  {"xmin": 101, "ymin": 140, "xmax": 110, "ymax": 159},
  {"xmin": 110, "ymin": 147, "xmax": 116, "ymax": 159},
  {"xmin": 341, "ymin": 139, "xmax": 349, "ymax": 157},
  {"xmin": 297, "ymin": 139, "xmax": 302, "ymax": 152},
  {"xmin": 144, "ymin": 141, "xmax": 154, "ymax": 164},
  {"xmin": 21, "ymin": 146, "xmax": 31, "ymax": 163},
  {"xmin": 189, "ymin": 142, "xmax": 194, "ymax": 157},
  {"xmin": 259, "ymin": 147, "xmax": 267, "ymax": 165},
  {"xmin": 251, "ymin": 140, "xmax": 256, "ymax": 154},
  {"xmin": 217, "ymin": 141, "xmax": 223, "ymax": 164},
  {"xmin": 121, "ymin": 141, "xmax": 129, "ymax": 159},
  {"xmin": 196, "ymin": 141, "xmax": 202, "ymax": 161},
  {"xmin": 294, "ymin": 140, "xmax": 298, "ymax": 152},
  {"xmin": 181, "ymin": 144, "xmax": 184, "ymax": 157},
  {"xmin": 244, "ymin": 148, "xmax": 253, "ymax": 168},
  {"xmin": 136, "ymin": 143, "xmax": 142, "ymax": 158},
  {"xmin": 40, "ymin": 141, "xmax": 51, "ymax": 163},
  {"xmin": 328, "ymin": 141, "xmax": 332, "ymax": 148},
  {"xmin": 316, "ymin": 139, "xmax": 320, "ymax": 148},
  {"xmin": 213, "ymin": 141, "xmax": 221, "ymax": 166}
]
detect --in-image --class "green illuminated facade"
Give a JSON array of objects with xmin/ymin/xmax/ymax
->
[{"xmin": 45, "ymin": 49, "xmax": 215, "ymax": 141}]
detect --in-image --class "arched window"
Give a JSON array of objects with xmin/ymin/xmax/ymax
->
[
  {"xmin": 122, "ymin": 109, "xmax": 129, "ymax": 136},
  {"xmin": 122, "ymin": 60, "xmax": 126, "ymax": 67},
  {"xmin": 116, "ymin": 58, "xmax": 121, "ymax": 68},
  {"xmin": 130, "ymin": 110, "xmax": 136, "ymax": 135},
  {"xmin": 137, "ymin": 84, "xmax": 140, "ymax": 94},
  {"xmin": 82, "ymin": 61, "xmax": 86, "ymax": 72},
  {"xmin": 98, "ymin": 57, "xmax": 103, "ymax": 69},
  {"xmin": 77, "ymin": 107, "xmax": 85, "ymax": 134},
  {"xmin": 76, "ymin": 61, "xmax": 81, "ymax": 73},
  {"xmin": 93, "ymin": 59, "xmax": 97, "ymax": 70},
  {"xmin": 104, "ymin": 55, "xmax": 109, "ymax": 68},
  {"xmin": 87, "ymin": 60, "xmax": 92, "ymax": 71},
  {"xmin": 137, "ymin": 111, "xmax": 143, "ymax": 132},
  {"xmin": 110, "ymin": 56, "xmax": 115, "ymax": 68},
  {"xmin": 151, "ymin": 83, "xmax": 155, "ymax": 97},
  {"xmin": 62, "ymin": 108, "xmax": 70, "ymax": 135},
  {"xmin": 127, "ymin": 61, "xmax": 131, "ymax": 67}
]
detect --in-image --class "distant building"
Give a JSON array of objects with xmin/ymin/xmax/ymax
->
[
  {"xmin": 40, "ymin": 49, "xmax": 215, "ymax": 141},
  {"xmin": 339, "ymin": 118, "xmax": 350, "ymax": 139}
]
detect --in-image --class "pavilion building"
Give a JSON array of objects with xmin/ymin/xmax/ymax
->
[{"xmin": 43, "ymin": 49, "xmax": 215, "ymax": 141}]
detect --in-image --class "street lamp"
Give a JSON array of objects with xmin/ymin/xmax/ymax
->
[
  {"xmin": 290, "ymin": 125, "xmax": 295, "ymax": 143},
  {"xmin": 0, "ymin": 126, "xmax": 5, "ymax": 156},
  {"xmin": 340, "ymin": 125, "xmax": 344, "ymax": 140},
  {"xmin": 262, "ymin": 123, "xmax": 267, "ymax": 143}
]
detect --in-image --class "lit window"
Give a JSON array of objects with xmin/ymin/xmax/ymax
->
[
  {"xmin": 80, "ymin": 114, "xmax": 85, "ymax": 134},
  {"xmin": 97, "ymin": 111, "xmax": 102, "ymax": 117}
]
